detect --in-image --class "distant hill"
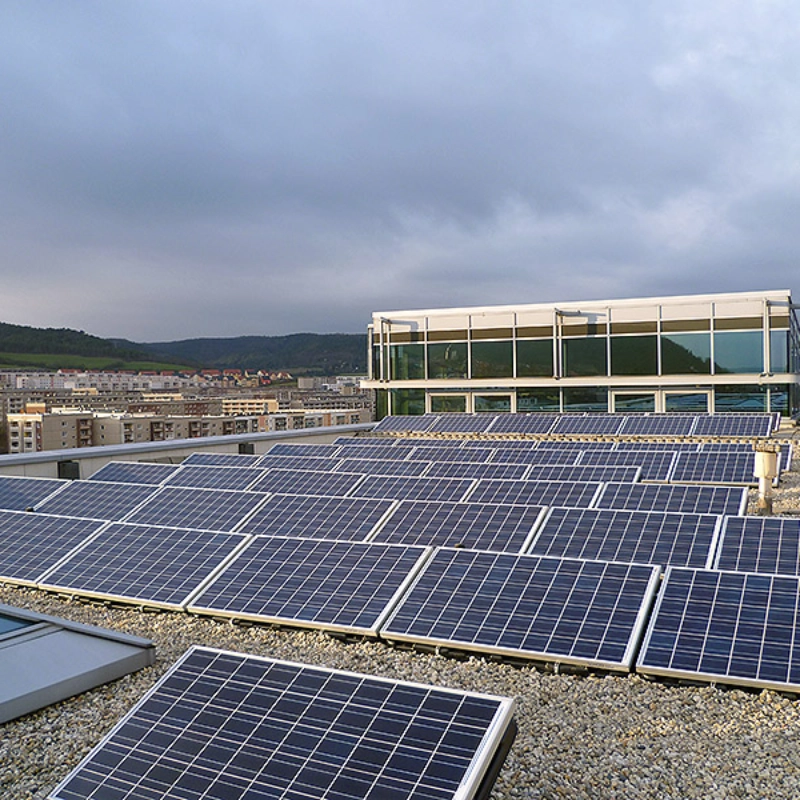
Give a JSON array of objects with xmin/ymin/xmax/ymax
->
[
  {"xmin": 141, "ymin": 333, "xmax": 367, "ymax": 375},
  {"xmin": 0, "ymin": 321, "xmax": 150, "ymax": 360}
]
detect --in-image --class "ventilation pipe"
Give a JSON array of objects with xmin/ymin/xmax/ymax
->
[{"xmin": 753, "ymin": 442, "xmax": 780, "ymax": 515}]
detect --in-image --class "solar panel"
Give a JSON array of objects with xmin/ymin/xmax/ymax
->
[
  {"xmin": 258, "ymin": 455, "xmax": 346, "ymax": 472},
  {"xmin": 351, "ymin": 475, "xmax": 475, "ymax": 503},
  {"xmin": 38, "ymin": 523, "xmax": 249, "ymax": 609},
  {"xmin": 0, "ymin": 510, "xmax": 104, "ymax": 586},
  {"xmin": 423, "ymin": 462, "xmax": 530, "ymax": 481},
  {"xmin": 466, "ymin": 479, "xmax": 603, "ymax": 508},
  {"xmin": 263, "ymin": 443, "xmax": 343, "ymax": 458},
  {"xmin": 487, "ymin": 448, "xmax": 580, "ymax": 466},
  {"xmin": 87, "ymin": 461, "xmax": 181, "ymax": 485},
  {"xmin": 394, "ymin": 437, "xmax": 466, "ymax": 448},
  {"xmin": 429, "ymin": 414, "xmax": 495, "ymax": 434},
  {"xmin": 714, "ymin": 517, "xmax": 800, "ymax": 576},
  {"xmin": 614, "ymin": 441, "xmax": 700, "ymax": 451},
  {"xmin": 485, "ymin": 414, "xmax": 559, "ymax": 435},
  {"xmin": 529, "ymin": 507, "xmax": 722, "ymax": 571},
  {"xmin": 781, "ymin": 443, "xmax": 793, "ymax": 472},
  {"xmin": 577, "ymin": 451, "xmax": 677, "ymax": 481},
  {"xmin": 125, "ymin": 487, "xmax": 268, "ymax": 531},
  {"xmin": 0, "ymin": 476, "xmax": 66, "ymax": 511},
  {"xmin": 373, "ymin": 414, "xmax": 438, "ymax": 432},
  {"xmin": 594, "ymin": 482, "xmax": 748, "ymax": 516},
  {"xmin": 537, "ymin": 440, "xmax": 616, "ymax": 451},
  {"xmin": 330, "ymin": 444, "xmax": 418, "ymax": 461},
  {"xmin": 524, "ymin": 464, "xmax": 643, "ymax": 483},
  {"xmin": 618, "ymin": 415, "xmax": 696, "ymax": 437},
  {"xmin": 238, "ymin": 495, "xmax": 395, "ymax": 541},
  {"xmin": 50, "ymin": 646, "xmax": 516, "ymax": 800},
  {"xmin": 670, "ymin": 452, "xmax": 756, "ymax": 485},
  {"xmin": 249, "ymin": 469, "xmax": 365, "ymax": 497},
  {"xmin": 333, "ymin": 436, "xmax": 400, "ymax": 447},
  {"xmin": 550, "ymin": 415, "xmax": 627, "ymax": 436},
  {"xmin": 636, "ymin": 567, "xmax": 800, "ymax": 691},
  {"xmin": 334, "ymin": 458, "xmax": 432, "ymax": 477},
  {"xmin": 410, "ymin": 445, "xmax": 496, "ymax": 462},
  {"xmin": 372, "ymin": 500, "xmax": 545, "ymax": 553},
  {"xmin": 462, "ymin": 439, "xmax": 539, "ymax": 450},
  {"xmin": 188, "ymin": 537, "xmax": 430, "ymax": 636},
  {"xmin": 163, "ymin": 465, "xmax": 267, "ymax": 491},
  {"xmin": 381, "ymin": 550, "xmax": 660, "ymax": 671},
  {"xmin": 183, "ymin": 452, "xmax": 264, "ymax": 467},
  {"xmin": 34, "ymin": 481, "xmax": 159, "ymax": 521},
  {"xmin": 691, "ymin": 414, "xmax": 774, "ymax": 438}
]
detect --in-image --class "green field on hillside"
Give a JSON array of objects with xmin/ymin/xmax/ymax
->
[{"xmin": 0, "ymin": 352, "xmax": 195, "ymax": 372}]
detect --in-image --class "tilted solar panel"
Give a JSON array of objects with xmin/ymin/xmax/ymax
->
[
  {"xmin": 238, "ymin": 495, "xmax": 395, "ymax": 541},
  {"xmin": 409, "ymin": 446, "xmax": 496, "ymax": 463},
  {"xmin": 263, "ymin": 443, "xmax": 343, "ymax": 458},
  {"xmin": 38, "ymin": 523, "xmax": 249, "ymax": 609},
  {"xmin": 334, "ymin": 458, "xmax": 432, "ymax": 477},
  {"xmin": 182, "ymin": 451, "xmax": 264, "ymax": 466},
  {"xmin": 373, "ymin": 414, "xmax": 438, "ymax": 432},
  {"xmin": 524, "ymin": 464, "xmax": 642, "ymax": 483},
  {"xmin": 333, "ymin": 436, "xmax": 401, "ymax": 447},
  {"xmin": 330, "ymin": 444, "xmax": 418, "ymax": 461},
  {"xmin": 550, "ymin": 415, "xmax": 627, "ymax": 436},
  {"xmin": 34, "ymin": 481, "xmax": 159, "ymax": 521},
  {"xmin": 0, "ymin": 476, "xmax": 66, "ymax": 511},
  {"xmin": 529, "ymin": 507, "xmax": 722, "ymax": 571},
  {"xmin": 124, "ymin": 486, "xmax": 268, "ymax": 531},
  {"xmin": 49, "ymin": 646, "xmax": 516, "ymax": 800},
  {"xmin": 466, "ymin": 479, "xmax": 603, "ymax": 508},
  {"xmin": 422, "ymin": 461, "xmax": 530, "ymax": 481},
  {"xmin": 188, "ymin": 537, "xmax": 430, "ymax": 636},
  {"xmin": 372, "ymin": 500, "xmax": 545, "ymax": 553},
  {"xmin": 352, "ymin": 475, "xmax": 475, "ymax": 503},
  {"xmin": 87, "ymin": 461, "xmax": 181, "ymax": 485},
  {"xmin": 429, "ymin": 414, "xmax": 495, "ymax": 434},
  {"xmin": 714, "ymin": 516, "xmax": 800, "ymax": 576},
  {"xmin": 670, "ymin": 452, "xmax": 756, "ymax": 485},
  {"xmin": 163, "ymin": 465, "xmax": 267, "ymax": 491},
  {"xmin": 487, "ymin": 448, "xmax": 580, "ymax": 466},
  {"xmin": 381, "ymin": 550, "xmax": 660, "ymax": 671},
  {"xmin": 617, "ymin": 415, "xmax": 696, "ymax": 437},
  {"xmin": 257, "ymin": 455, "xmax": 345, "ymax": 472},
  {"xmin": 692, "ymin": 414, "xmax": 773, "ymax": 438},
  {"xmin": 577, "ymin": 451, "xmax": 677, "ymax": 482},
  {"xmin": 485, "ymin": 414, "xmax": 559, "ymax": 435},
  {"xmin": 594, "ymin": 482, "xmax": 748, "ymax": 516},
  {"xmin": 0, "ymin": 510, "xmax": 105, "ymax": 586},
  {"xmin": 249, "ymin": 469, "xmax": 365, "ymax": 497},
  {"xmin": 637, "ymin": 567, "xmax": 800, "ymax": 691},
  {"xmin": 536, "ymin": 440, "xmax": 616, "ymax": 451}
]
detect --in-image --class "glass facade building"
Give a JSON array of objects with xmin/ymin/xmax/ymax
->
[{"xmin": 363, "ymin": 290, "xmax": 800, "ymax": 417}]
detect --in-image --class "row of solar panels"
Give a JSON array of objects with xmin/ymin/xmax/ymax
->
[
  {"xmin": 374, "ymin": 412, "xmax": 780, "ymax": 437},
  {"xmin": 6, "ymin": 506, "xmax": 800, "ymax": 694}
]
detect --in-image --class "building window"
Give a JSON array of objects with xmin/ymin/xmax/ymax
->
[
  {"xmin": 473, "ymin": 394, "xmax": 511, "ymax": 412},
  {"xmin": 770, "ymin": 330, "xmax": 790, "ymax": 373},
  {"xmin": 610, "ymin": 336, "xmax": 657, "ymax": 376},
  {"xmin": 389, "ymin": 344, "xmax": 425, "ymax": 380},
  {"xmin": 430, "ymin": 394, "xmax": 467, "ymax": 413},
  {"xmin": 390, "ymin": 389, "xmax": 425, "ymax": 416},
  {"xmin": 714, "ymin": 384, "xmax": 767, "ymax": 412},
  {"xmin": 562, "ymin": 338, "xmax": 607, "ymax": 377},
  {"xmin": 470, "ymin": 341, "xmax": 513, "ymax": 379},
  {"xmin": 713, "ymin": 331, "xmax": 763, "ymax": 373},
  {"xmin": 516, "ymin": 339, "xmax": 553, "ymax": 377},
  {"xmin": 661, "ymin": 333, "xmax": 711, "ymax": 374},
  {"xmin": 563, "ymin": 387, "xmax": 608, "ymax": 411},
  {"xmin": 427, "ymin": 342, "xmax": 467, "ymax": 379},
  {"xmin": 375, "ymin": 390, "xmax": 389, "ymax": 419}
]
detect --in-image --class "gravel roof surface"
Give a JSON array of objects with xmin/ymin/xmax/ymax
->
[{"xmin": 2, "ymin": 428, "xmax": 800, "ymax": 800}]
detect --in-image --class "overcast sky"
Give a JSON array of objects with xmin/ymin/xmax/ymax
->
[{"xmin": 1, "ymin": 1, "xmax": 798, "ymax": 342}]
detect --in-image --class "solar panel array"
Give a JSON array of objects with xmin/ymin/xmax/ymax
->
[
  {"xmin": 50, "ymin": 646, "xmax": 516, "ymax": 800},
  {"xmin": 0, "ymin": 476, "xmax": 65, "ymax": 511}
]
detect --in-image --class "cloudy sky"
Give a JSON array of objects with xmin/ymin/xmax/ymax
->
[{"xmin": 1, "ymin": 1, "xmax": 798, "ymax": 342}]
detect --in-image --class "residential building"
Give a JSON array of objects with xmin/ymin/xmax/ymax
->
[{"xmin": 363, "ymin": 289, "xmax": 800, "ymax": 416}]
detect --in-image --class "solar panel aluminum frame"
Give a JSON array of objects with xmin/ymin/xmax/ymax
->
[
  {"xmin": 380, "ymin": 549, "xmax": 661, "ymax": 673},
  {"xmin": 48, "ymin": 645, "xmax": 516, "ymax": 800},
  {"xmin": 185, "ymin": 538, "xmax": 436, "ymax": 638},
  {"xmin": 36, "ymin": 528, "xmax": 253, "ymax": 611}
]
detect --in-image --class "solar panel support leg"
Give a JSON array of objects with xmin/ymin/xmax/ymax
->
[{"xmin": 756, "ymin": 476, "xmax": 773, "ymax": 516}]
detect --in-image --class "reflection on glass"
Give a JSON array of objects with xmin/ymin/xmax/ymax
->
[
  {"xmin": 562, "ymin": 338, "xmax": 607, "ymax": 377},
  {"xmin": 665, "ymin": 393, "xmax": 709, "ymax": 412},
  {"xmin": 613, "ymin": 393, "xmax": 656, "ymax": 412},
  {"xmin": 427, "ymin": 342, "xmax": 468, "ymax": 379},
  {"xmin": 474, "ymin": 395, "xmax": 512, "ymax": 412},
  {"xmin": 661, "ymin": 333, "xmax": 711, "ymax": 374},
  {"xmin": 516, "ymin": 339, "xmax": 553, "ymax": 377},
  {"xmin": 769, "ymin": 388, "xmax": 788, "ymax": 415},
  {"xmin": 563, "ymin": 387, "xmax": 608, "ymax": 411},
  {"xmin": 390, "ymin": 389, "xmax": 425, "ymax": 415},
  {"xmin": 713, "ymin": 331, "xmax": 763, "ymax": 373},
  {"xmin": 470, "ymin": 341, "xmax": 513, "ymax": 379},
  {"xmin": 430, "ymin": 395, "xmax": 467, "ymax": 412},
  {"xmin": 0, "ymin": 613, "xmax": 33, "ymax": 636},
  {"xmin": 610, "ymin": 336, "xmax": 657, "ymax": 376},
  {"xmin": 375, "ymin": 390, "xmax": 389, "ymax": 420},
  {"xmin": 389, "ymin": 344, "xmax": 425, "ymax": 380},
  {"xmin": 517, "ymin": 388, "xmax": 560, "ymax": 412},
  {"xmin": 714, "ymin": 385, "xmax": 766, "ymax": 412},
  {"xmin": 770, "ymin": 330, "xmax": 789, "ymax": 373}
]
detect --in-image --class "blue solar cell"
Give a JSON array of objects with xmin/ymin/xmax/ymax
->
[
  {"xmin": 333, "ymin": 436, "xmax": 400, "ymax": 447},
  {"xmin": 382, "ymin": 550, "xmax": 660, "ymax": 670},
  {"xmin": 618, "ymin": 416, "xmax": 696, "ymax": 437},
  {"xmin": 423, "ymin": 462, "xmax": 529, "ymax": 481},
  {"xmin": 524, "ymin": 464, "xmax": 642, "ymax": 483},
  {"xmin": 373, "ymin": 414, "xmax": 438, "ymax": 433},
  {"xmin": 537, "ymin": 440, "xmax": 616, "ymax": 451},
  {"xmin": 429, "ymin": 414, "xmax": 495, "ymax": 434},
  {"xmin": 594, "ymin": 482, "xmax": 748, "ymax": 515},
  {"xmin": 487, "ymin": 448, "xmax": 580, "ymax": 466},
  {"xmin": 0, "ymin": 510, "xmax": 104, "ymax": 585},
  {"xmin": 263, "ymin": 443, "xmax": 343, "ymax": 458},
  {"xmin": 249, "ymin": 469, "xmax": 365, "ymax": 497},
  {"xmin": 372, "ymin": 500, "xmax": 545, "ymax": 552},
  {"xmin": 550, "ymin": 415, "xmax": 627, "ymax": 436},
  {"xmin": 183, "ymin": 451, "xmax": 264, "ymax": 466},
  {"xmin": 257, "ymin": 455, "xmax": 345, "ymax": 472},
  {"xmin": 35, "ymin": 482, "xmax": 159, "ymax": 521},
  {"xmin": 578, "ymin": 451, "xmax": 677, "ymax": 481},
  {"xmin": 0, "ymin": 476, "xmax": 66, "ymax": 511},
  {"xmin": 670, "ymin": 452, "xmax": 756, "ymax": 485},
  {"xmin": 188, "ymin": 537, "xmax": 429, "ymax": 635},
  {"xmin": 334, "ymin": 458, "xmax": 432, "ymax": 477},
  {"xmin": 529, "ymin": 507, "xmax": 722, "ymax": 570},
  {"xmin": 353, "ymin": 475, "xmax": 475, "ymax": 502},
  {"xmin": 50, "ymin": 646, "xmax": 515, "ymax": 800},
  {"xmin": 467, "ymin": 479, "xmax": 602, "ymax": 508},
  {"xmin": 163, "ymin": 465, "xmax": 267, "ymax": 491},
  {"xmin": 238, "ymin": 495, "xmax": 395, "ymax": 540},
  {"xmin": 485, "ymin": 414, "xmax": 559, "ymax": 435},
  {"xmin": 410, "ymin": 446, "xmax": 496, "ymax": 462},
  {"xmin": 87, "ymin": 461, "xmax": 181, "ymax": 485},
  {"xmin": 39, "ymin": 523, "xmax": 248, "ymax": 608},
  {"xmin": 637, "ymin": 567, "xmax": 800, "ymax": 691},
  {"xmin": 329, "ymin": 444, "xmax": 418, "ymax": 461},
  {"xmin": 714, "ymin": 517, "xmax": 800, "ymax": 576},
  {"xmin": 692, "ymin": 415, "xmax": 774, "ymax": 438}
]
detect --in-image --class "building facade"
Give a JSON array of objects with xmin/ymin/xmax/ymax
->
[{"xmin": 363, "ymin": 290, "xmax": 800, "ymax": 416}]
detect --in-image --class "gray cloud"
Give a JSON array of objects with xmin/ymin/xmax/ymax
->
[{"xmin": 0, "ymin": 1, "xmax": 797, "ymax": 340}]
